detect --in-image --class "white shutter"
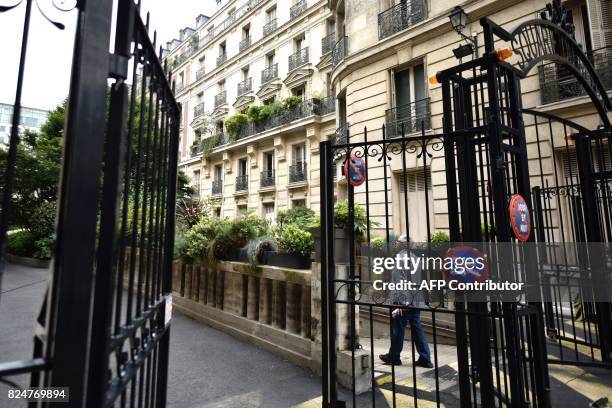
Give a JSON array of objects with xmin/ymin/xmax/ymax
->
[
  {"xmin": 586, "ymin": 0, "xmax": 612, "ymax": 49},
  {"xmin": 398, "ymin": 169, "xmax": 432, "ymax": 193}
]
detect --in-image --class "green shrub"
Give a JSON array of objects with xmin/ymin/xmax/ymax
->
[
  {"xmin": 334, "ymin": 200, "xmax": 377, "ymax": 240},
  {"xmin": 278, "ymin": 224, "xmax": 314, "ymax": 257},
  {"xmin": 225, "ymin": 113, "xmax": 249, "ymax": 138},
  {"xmin": 240, "ymin": 212, "xmax": 271, "ymax": 237},
  {"xmin": 185, "ymin": 216, "xmax": 228, "ymax": 260},
  {"xmin": 371, "ymin": 236, "xmax": 386, "ymax": 250},
  {"xmin": 7, "ymin": 230, "xmax": 37, "ymax": 258},
  {"xmin": 210, "ymin": 217, "xmax": 258, "ymax": 260},
  {"xmin": 246, "ymin": 236, "xmax": 278, "ymax": 265},
  {"xmin": 258, "ymin": 102, "xmax": 283, "ymax": 122},
  {"xmin": 430, "ymin": 231, "xmax": 450, "ymax": 244},
  {"xmin": 33, "ymin": 236, "xmax": 54, "ymax": 260},
  {"xmin": 277, "ymin": 206, "xmax": 317, "ymax": 230},
  {"xmin": 202, "ymin": 133, "xmax": 221, "ymax": 157},
  {"xmin": 30, "ymin": 201, "xmax": 56, "ymax": 240},
  {"xmin": 246, "ymin": 105, "xmax": 263, "ymax": 123},
  {"xmin": 282, "ymin": 96, "xmax": 302, "ymax": 109}
]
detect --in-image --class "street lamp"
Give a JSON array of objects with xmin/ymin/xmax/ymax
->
[{"xmin": 449, "ymin": 6, "xmax": 478, "ymax": 59}]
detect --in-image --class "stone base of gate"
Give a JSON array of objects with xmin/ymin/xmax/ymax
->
[{"xmin": 336, "ymin": 348, "xmax": 372, "ymax": 394}]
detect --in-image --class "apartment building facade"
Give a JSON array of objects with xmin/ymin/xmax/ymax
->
[
  {"xmin": 164, "ymin": 0, "xmax": 338, "ymax": 220},
  {"xmin": 328, "ymin": 0, "xmax": 611, "ymax": 241}
]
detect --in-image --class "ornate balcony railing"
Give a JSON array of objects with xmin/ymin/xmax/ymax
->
[
  {"xmin": 191, "ymin": 142, "xmax": 203, "ymax": 157},
  {"xmin": 239, "ymin": 36, "xmax": 251, "ymax": 52},
  {"xmin": 260, "ymin": 169, "xmax": 275, "ymax": 188},
  {"xmin": 332, "ymin": 36, "xmax": 348, "ymax": 67},
  {"xmin": 216, "ymin": 53, "xmax": 227, "ymax": 68},
  {"xmin": 384, "ymin": 97, "xmax": 431, "ymax": 138},
  {"xmin": 235, "ymin": 174, "xmax": 249, "ymax": 192},
  {"xmin": 212, "ymin": 179, "xmax": 223, "ymax": 195},
  {"xmin": 321, "ymin": 32, "xmax": 336, "ymax": 55},
  {"xmin": 334, "ymin": 122, "xmax": 349, "ymax": 145},
  {"xmin": 290, "ymin": 0, "xmax": 307, "ymax": 20},
  {"xmin": 319, "ymin": 95, "xmax": 335, "ymax": 116},
  {"xmin": 196, "ymin": 67, "xmax": 206, "ymax": 80},
  {"xmin": 214, "ymin": 91, "xmax": 227, "ymax": 108},
  {"xmin": 539, "ymin": 46, "xmax": 612, "ymax": 105},
  {"xmin": 263, "ymin": 18, "xmax": 277, "ymax": 37},
  {"xmin": 237, "ymin": 78, "xmax": 252, "ymax": 96},
  {"xmin": 289, "ymin": 162, "xmax": 307, "ymax": 183},
  {"xmin": 261, "ymin": 63, "xmax": 278, "ymax": 84},
  {"xmin": 193, "ymin": 103, "xmax": 205, "ymax": 118},
  {"xmin": 378, "ymin": 0, "xmax": 427, "ymax": 40},
  {"xmin": 289, "ymin": 47, "xmax": 309, "ymax": 71}
]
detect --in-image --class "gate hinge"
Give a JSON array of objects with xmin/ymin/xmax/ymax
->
[{"xmin": 109, "ymin": 53, "xmax": 129, "ymax": 80}]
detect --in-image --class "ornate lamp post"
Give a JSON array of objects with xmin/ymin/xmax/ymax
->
[{"xmin": 449, "ymin": 6, "xmax": 478, "ymax": 59}]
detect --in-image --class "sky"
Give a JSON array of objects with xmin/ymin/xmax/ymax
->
[{"xmin": 0, "ymin": 0, "xmax": 215, "ymax": 111}]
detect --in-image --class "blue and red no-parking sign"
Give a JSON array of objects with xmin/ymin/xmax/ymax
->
[
  {"xmin": 509, "ymin": 194, "xmax": 531, "ymax": 242},
  {"xmin": 343, "ymin": 155, "xmax": 366, "ymax": 186}
]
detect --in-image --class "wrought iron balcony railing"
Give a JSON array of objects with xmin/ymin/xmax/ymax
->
[
  {"xmin": 197, "ymin": 0, "xmax": 263, "ymax": 48},
  {"xmin": 196, "ymin": 67, "xmax": 206, "ymax": 80},
  {"xmin": 216, "ymin": 53, "xmax": 227, "ymax": 68},
  {"xmin": 289, "ymin": 162, "xmax": 307, "ymax": 183},
  {"xmin": 319, "ymin": 95, "xmax": 335, "ymax": 116},
  {"xmin": 290, "ymin": 0, "xmax": 307, "ymax": 20},
  {"xmin": 214, "ymin": 91, "xmax": 227, "ymax": 108},
  {"xmin": 334, "ymin": 122, "xmax": 349, "ymax": 145},
  {"xmin": 191, "ymin": 142, "xmax": 203, "ymax": 157},
  {"xmin": 261, "ymin": 63, "xmax": 278, "ymax": 84},
  {"xmin": 260, "ymin": 169, "xmax": 275, "ymax": 188},
  {"xmin": 237, "ymin": 78, "xmax": 252, "ymax": 96},
  {"xmin": 384, "ymin": 97, "xmax": 431, "ymax": 138},
  {"xmin": 321, "ymin": 32, "xmax": 336, "ymax": 55},
  {"xmin": 212, "ymin": 179, "xmax": 223, "ymax": 195},
  {"xmin": 193, "ymin": 103, "xmax": 205, "ymax": 118},
  {"xmin": 263, "ymin": 18, "xmax": 277, "ymax": 37},
  {"xmin": 239, "ymin": 36, "xmax": 251, "ymax": 52},
  {"xmin": 332, "ymin": 36, "xmax": 348, "ymax": 67},
  {"xmin": 289, "ymin": 47, "xmax": 309, "ymax": 71},
  {"xmin": 378, "ymin": 0, "xmax": 427, "ymax": 40},
  {"xmin": 539, "ymin": 46, "xmax": 612, "ymax": 105},
  {"xmin": 235, "ymin": 174, "xmax": 248, "ymax": 192}
]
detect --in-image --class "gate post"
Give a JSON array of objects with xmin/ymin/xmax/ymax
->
[{"xmin": 47, "ymin": 0, "xmax": 115, "ymax": 404}]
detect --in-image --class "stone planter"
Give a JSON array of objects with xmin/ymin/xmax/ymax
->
[
  {"xmin": 310, "ymin": 227, "xmax": 354, "ymax": 264},
  {"xmin": 261, "ymin": 251, "xmax": 311, "ymax": 270}
]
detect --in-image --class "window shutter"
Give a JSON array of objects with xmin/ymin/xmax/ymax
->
[
  {"xmin": 398, "ymin": 169, "xmax": 432, "ymax": 193},
  {"xmin": 586, "ymin": 0, "xmax": 612, "ymax": 49}
]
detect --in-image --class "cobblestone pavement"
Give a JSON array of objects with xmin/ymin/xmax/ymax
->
[{"xmin": 1, "ymin": 264, "xmax": 611, "ymax": 407}]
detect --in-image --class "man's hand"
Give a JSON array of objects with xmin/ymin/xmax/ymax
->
[{"xmin": 392, "ymin": 308, "xmax": 404, "ymax": 317}]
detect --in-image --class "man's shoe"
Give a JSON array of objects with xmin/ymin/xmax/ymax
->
[
  {"xmin": 379, "ymin": 354, "xmax": 402, "ymax": 365},
  {"xmin": 414, "ymin": 357, "xmax": 433, "ymax": 368}
]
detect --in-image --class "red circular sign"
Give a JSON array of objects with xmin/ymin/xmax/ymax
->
[
  {"xmin": 509, "ymin": 194, "xmax": 531, "ymax": 242},
  {"xmin": 343, "ymin": 155, "xmax": 366, "ymax": 186}
]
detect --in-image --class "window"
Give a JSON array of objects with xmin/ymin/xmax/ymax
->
[
  {"xmin": 292, "ymin": 199, "xmax": 306, "ymax": 208},
  {"xmin": 242, "ymin": 25, "xmax": 250, "ymax": 39},
  {"xmin": 293, "ymin": 143, "xmax": 306, "ymax": 165},
  {"xmin": 292, "ymin": 85, "xmax": 305, "ymax": 99},
  {"xmin": 219, "ymin": 42, "xmax": 226, "ymax": 57},
  {"xmin": 216, "ymin": 0, "xmax": 222, "ymax": 9},
  {"xmin": 266, "ymin": 52, "xmax": 275, "ymax": 67},
  {"xmin": 294, "ymin": 35, "xmax": 305, "ymax": 51},
  {"xmin": 391, "ymin": 62, "xmax": 428, "ymax": 134},
  {"xmin": 241, "ymin": 66, "xmax": 250, "ymax": 80},
  {"xmin": 266, "ymin": 6, "xmax": 276, "ymax": 22},
  {"xmin": 393, "ymin": 62, "xmax": 426, "ymax": 108},
  {"xmin": 215, "ymin": 207, "xmax": 222, "ymax": 217},
  {"xmin": 396, "ymin": 168, "xmax": 433, "ymax": 242},
  {"xmin": 237, "ymin": 205, "xmax": 248, "ymax": 215},
  {"xmin": 238, "ymin": 158, "xmax": 248, "ymax": 176},
  {"xmin": 263, "ymin": 97, "xmax": 276, "ymax": 105},
  {"xmin": 218, "ymin": 80, "xmax": 225, "ymax": 92},
  {"xmin": 263, "ymin": 203, "xmax": 275, "ymax": 223},
  {"xmin": 214, "ymin": 164, "xmax": 223, "ymax": 181},
  {"xmin": 264, "ymin": 151, "xmax": 274, "ymax": 172}
]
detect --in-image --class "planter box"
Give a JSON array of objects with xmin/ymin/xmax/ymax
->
[
  {"xmin": 219, "ymin": 248, "xmax": 249, "ymax": 263},
  {"xmin": 309, "ymin": 227, "xmax": 354, "ymax": 264},
  {"xmin": 262, "ymin": 251, "xmax": 311, "ymax": 270}
]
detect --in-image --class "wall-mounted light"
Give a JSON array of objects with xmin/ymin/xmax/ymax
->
[
  {"xmin": 449, "ymin": 6, "xmax": 468, "ymax": 35},
  {"xmin": 449, "ymin": 6, "xmax": 478, "ymax": 59}
]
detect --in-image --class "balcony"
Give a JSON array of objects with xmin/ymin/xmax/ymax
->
[
  {"xmin": 261, "ymin": 63, "xmax": 278, "ymax": 84},
  {"xmin": 321, "ymin": 32, "xmax": 336, "ymax": 55},
  {"xmin": 384, "ymin": 97, "xmax": 431, "ymax": 138},
  {"xmin": 289, "ymin": 162, "xmax": 307, "ymax": 183},
  {"xmin": 263, "ymin": 18, "xmax": 277, "ymax": 37},
  {"xmin": 212, "ymin": 179, "xmax": 223, "ymax": 195},
  {"xmin": 378, "ymin": 0, "xmax": 427, "ymax": 40},
  {"xmin": 197, "ymin": 0, "xmax": 264, "ymax": 47},
  {"xmin": 196, "ymin": 67, "xmax": 206, "ymax": 80},
  {"xmin": 214, "ymin": 91, "xmax": 227, "ymax": 108},
  {"xmin": 334, "ymin": 122, "xmax": 349, "ymax": 145},
  {"xmin": 235, "ymin": 175, "xmax": 248, "ymax": 192},
  {"xmin": 290, "ymin": 0, "xmax": 307, "ymax": 20},
  {"xmin": 175, "ymin": 83, "xmax": 185, "ymax": 93},
  {"xmin": 239, "ymin": 36, "xmax": 251, "ymax": 52},
  {"xmin": 260, "ymin": 169, "xmax": 275, "ymax": 188},
  {"xmin": 539, "ymin": 46, "xmax": 612, "ymax": 105},
  {"xmin": 288, "ymin": 47, "xmax": 309, "ymax": 71},
  {"xmin": 319, "ymin": 95, "xmax": 335, "ymax": 116},
  {"xmin": 190, "ymin": 142, "xmax": 203, "ymax": 157},
  {"xmin": 216, "ymin": 53, "xmax": 227, "ymax": 68},
  {"xmin": 193, "ymin": 103, "xmax": 205, "ymax": 118},
  {"xmin": 332, "ymin": 36, "xmax": 348, "ymax": 67},
  {"xmin": 237, "ymin": 78, "xmax": 252, "ymax": 96}
]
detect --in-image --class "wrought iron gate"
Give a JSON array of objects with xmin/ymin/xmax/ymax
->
[
  {"xmin": 320, "ymin": 9, "xmax": 611, "ymax": 408},
  {"xmin": 0, "ymin": 0, "xmax": 180, "ymax": 406}
]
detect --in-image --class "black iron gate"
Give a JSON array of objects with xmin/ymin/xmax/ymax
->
[
  {"xmin": 320, "ymin": 7, "xmax": 611, "ymax": 408},
  {"xmin": 0, "ymin": 0, "xmax": 180, "ymax": 406}
]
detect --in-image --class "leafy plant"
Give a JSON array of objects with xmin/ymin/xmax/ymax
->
[
  {"xmin": 277, "ymin": 206, "xmax": 317, "ymax": 230},
  {"xmin": 258, "ymin": 101, "xmax": 283, "ymax": 122},
  {"xmin": 177, "ymin": 197, "xmax": 207, "ymax": 228},
  {"xmin": 185, "ymin": 216, "xmax": 227, "ymax": 260},
  {"xmin": 246, "ymin": 105, "xmax": 263, "ymax": 123},
  {"xmin": 202, "ymin": 133, "xmax": 221, "ymax": 157},
  {"xmin": 278, "ymin": 224, "xmax": 314, "ymax": 257},
  {"xmin": 246, "ymin": 236, "xmax": 278, "ymax": 265},
  {"xmin": 430, "ymin": 231, "xmax": 450, "ymax": 244},
  {"xmin": 333, "ymin": 200, "xmax": 378, "ymax": 240},
  {"xmin": 282, "ymin": 95, "xmax": 302, "ymax": 109},
  {"xmin": 7, "ymin": 230, "xmax": 37, "ymax": 258},
  {"xmin": 224, "ymin": 113, "xmax": 249, "ymax": 138}
]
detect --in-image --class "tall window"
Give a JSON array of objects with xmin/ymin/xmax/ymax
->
[
  {"xmin": 293, "ymin": 143, "xmax": 306, "ymax": 165},
  {"xmin": 263, "ymin": 203, "xmax": 275, "ymax": 223},
  {"xmin": 266, "ymin": 6, "xmax": 276, "ymax": 22},
  {"xmin": 266, "ymin": 52, "xmax": 275, "ymax": 67},
  {"xmin": 214, "ymin": 164, "xmax": 223, "ymax": 181},
  {"xmin": 264, "ymin": 151, "xmax": 274, "ymax": 173},
  {"xmin": 393, "ymin": 62, "xmax": 426, "ymax": 108},
  {"xmin": 238, "ymin": 158, "xmax": 248, "ymax": 177},
  {"xmin": 193, "ymin": 169, "xmax": 201, "ymax": 192},
  {"xmin": 241, "ymin": 66, "xmax": 250, "ymax": 80}
]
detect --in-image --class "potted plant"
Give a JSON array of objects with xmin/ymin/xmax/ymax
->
[
  {"xmin": 333, "ymin": 200, "xmax": 377, "ymax": 263},
  {"xmin": 263, "ymin": 224, "xmax": 314, "ymax": 269}
]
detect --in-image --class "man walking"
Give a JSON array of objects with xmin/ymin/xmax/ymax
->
[{"xmin": 379, "ymin": 235, "xmax": 433, "ymax": 368}]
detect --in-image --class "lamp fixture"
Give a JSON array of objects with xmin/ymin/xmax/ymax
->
[
  {"xmin": 449, "ymin": 6, "xmax": 468, "ymax": 34},
  {"xmin": 449, "ymin": 6, "xmax": 478, "ymax": 59}
]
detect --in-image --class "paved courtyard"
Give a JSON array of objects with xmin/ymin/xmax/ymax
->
[{"xmin": 1, "ymin": 263, "xmax": 611, "ymax": 407}]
